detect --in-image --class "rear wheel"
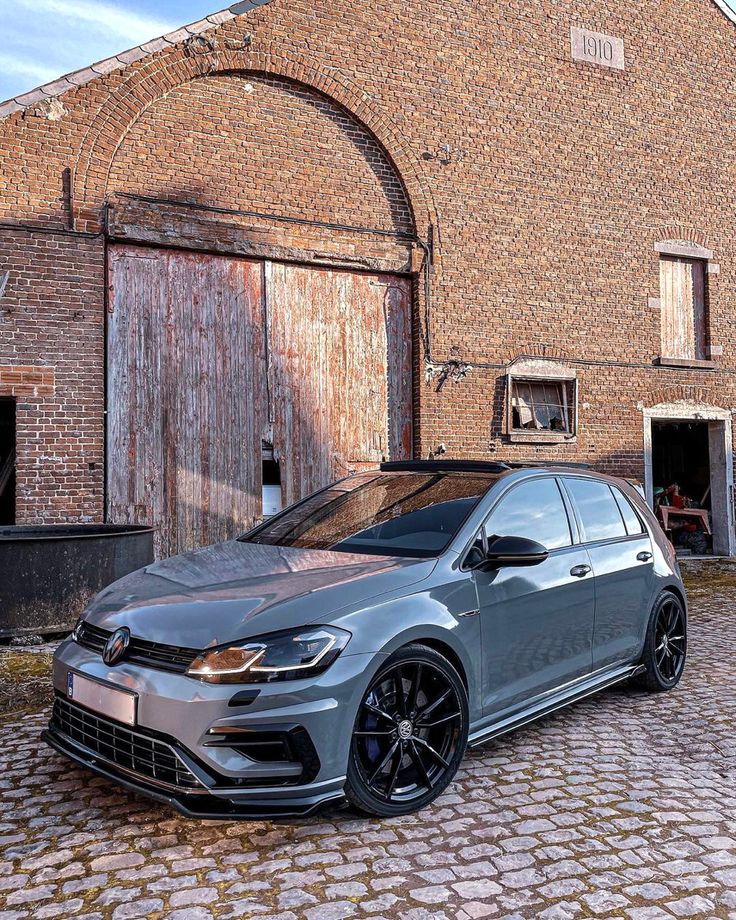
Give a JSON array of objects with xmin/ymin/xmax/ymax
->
[
  {"xmin": 345, "ymin": 644, "xmax": 469, "ymax": 816},
  {"xmin": 637, "ymin": 592, "xmax": 687, "ymax": 692}
]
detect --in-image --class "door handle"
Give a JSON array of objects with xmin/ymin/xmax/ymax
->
[
  {"xmin": 637, "ymin": 551, "xmax": 653, "ymax": 562},
  {"xmin": 570, "ymin": 564, "xmax": 592, "ymax": 578}
]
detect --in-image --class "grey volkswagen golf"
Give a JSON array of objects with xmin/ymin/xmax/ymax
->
[{"xmin": 45, "ymin": 461, "xmax": 687, "ymax": 818}]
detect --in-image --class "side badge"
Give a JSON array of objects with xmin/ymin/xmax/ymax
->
[{"xmin": 67, "ymin": 672, "xmax": 74, "ymax": 699}]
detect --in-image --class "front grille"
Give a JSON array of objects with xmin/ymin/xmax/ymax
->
[
  {"xmin": 76, "ymin": 621, "xmax": 198, "ymax": 674},
  {"xmin": 51, "ymin": 697, "xmax": 202, "ymax": 790}
]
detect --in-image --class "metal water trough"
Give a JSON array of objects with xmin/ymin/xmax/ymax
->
[{"xmin": 0, "ymin": 524, "xmax": 154, "ymax": 638}]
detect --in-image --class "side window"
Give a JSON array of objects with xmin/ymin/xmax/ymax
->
[
  {"xmin": 565, "ymin": 478, "xmax": 626, "ymax": 543},
  {"xmin": 484, "ymin": 478, "xmax": 572, "ymax": 550},
  {"xmin": 612, "ymin": 487, "xmax": 644, "ymax": 536}
]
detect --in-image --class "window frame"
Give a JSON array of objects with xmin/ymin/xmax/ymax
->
[
  {"xmin": 461, "ymin": 475, "xmax": 578, "ymax": 569},
  {"xmin": 506, "ymin": 370, "xmax": 578, "ymax": 444},
  {"xmin": 559, "ymin": 476, "xmax": 649, "ymax": 547},
  {"xmin": 459, "ymin": 474, "xmax": 652, "ymax": 570},
  {"xmin": 610, "ymin": 485, "xmax": 645, "ymax": 536}
]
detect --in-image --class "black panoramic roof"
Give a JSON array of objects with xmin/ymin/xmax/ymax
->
[
  {"xmin": 379, "ymin": 460, "xmax": 594, "ymax": 475},
  {"xmin": 380, "ymin": 460, "xmax": 510, "ymax": 474}
]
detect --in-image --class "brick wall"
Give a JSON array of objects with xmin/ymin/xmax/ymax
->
[
  {"xmin": 1, "ymin": 0, "xmax": 736, "ymax": 522},
  {"xmin": 0, "ymin": 231, "xmax": 104, "ymax": 521}
]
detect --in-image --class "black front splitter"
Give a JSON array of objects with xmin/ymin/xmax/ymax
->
[{"xmin": 42, "ymin": 728, "xmax": 346, "ymax": 821}]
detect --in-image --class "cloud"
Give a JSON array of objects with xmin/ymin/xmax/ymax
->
[
  {"xmin": 1, "ymin": 0, "xmax": 177, "ymax": 101},
  {"xmin": 15, "ymin": 0, "xmax": 174, "ymax": 46},
  {"xmin": 0, "ymin": 54, "xmax": 59, "ymax": 85}
]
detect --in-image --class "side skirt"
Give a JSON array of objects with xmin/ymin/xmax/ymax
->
[{"xmin": 468, "ymin": 664, "xmax": 646, "ymax": 749}]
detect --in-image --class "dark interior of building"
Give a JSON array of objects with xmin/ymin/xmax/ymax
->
[
  {"xmin": 652, "ymin": 420, "xmax": 712, "ymax": 555},
  {"xmin": 0, "ymin": 397, "xmax": 16, "ymax": 525}
]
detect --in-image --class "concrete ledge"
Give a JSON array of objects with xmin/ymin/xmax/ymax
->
[
  {"xmin": 654, "ymin": 356, "xmax": 717, "ymax": 370},
  {"xmin": 506, "ymin": 432, "xmax": 576, "ymax": 445},
  {"xmin": 654, "ymin": 240, "xmax": 714, "ymax": 260}
]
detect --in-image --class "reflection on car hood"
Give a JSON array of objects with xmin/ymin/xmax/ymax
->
[{"xmin": 83, "ymin": 540, "xmax": 436, "ymax": 648}]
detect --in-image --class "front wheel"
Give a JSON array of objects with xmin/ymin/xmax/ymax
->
[
  {"xmin": 637, "ymin": 592, "xmax": 687, "ymax": 692},
  {"xmin": 345, "ymin": 644, "xmax": 469, "ymax": 817}
]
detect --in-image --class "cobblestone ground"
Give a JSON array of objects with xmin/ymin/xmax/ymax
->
[{"xmin": 2, "ymin": 579, "xmax": 736, "ymax": 920}]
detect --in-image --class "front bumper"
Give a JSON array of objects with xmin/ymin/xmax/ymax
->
[{"xmin": 45, "ymin": 637, "xmax": 381, "ymax": 819}]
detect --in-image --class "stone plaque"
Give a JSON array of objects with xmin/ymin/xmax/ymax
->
[{"xmin": 570, "ymin": 26, "xmax": 625, "ymax": 70}]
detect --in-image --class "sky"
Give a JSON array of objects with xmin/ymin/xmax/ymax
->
[
  {"xmin": 3, "ymin": 0, "xmax": 736, "ymax": 102},
  {"xmin": 0, "ymin": 0, "xmax": 216, "ymax": 101}
]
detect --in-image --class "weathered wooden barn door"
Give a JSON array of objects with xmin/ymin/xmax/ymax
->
[
  {"xmin": 266, "ymin": 263, "xmax": 413, "ymax": 505},
  {"xmin": 660, "ymin": 257, "xmax": 707, "ymax": 360},
  {"xmin": 108, "ymin": 245, "xmax": 412, "ymax": 557},
  {"xmin": 107, "ymin": 245, "xmax": 267, "ymax": 557}
]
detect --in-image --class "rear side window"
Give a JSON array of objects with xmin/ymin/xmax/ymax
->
[
  {"xmin": 612, "ymin": 487, "xmax": 644, "ymax": 535},
  {"xmin": 565, "ymin": 478, "xmax": 626, "ymax": 542},
  {"xmin": 484, "ymin": 478, "xmax": 572, "ymax": 550}
]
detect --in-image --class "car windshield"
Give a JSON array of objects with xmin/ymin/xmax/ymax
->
[{"xmin": 241, "ymin": 471, "xmax": 499, "ymax": 557}]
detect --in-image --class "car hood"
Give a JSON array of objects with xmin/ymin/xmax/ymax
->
[{"xmin": 83, "ymin": 540, "xmax": 436, "ymax": 649}]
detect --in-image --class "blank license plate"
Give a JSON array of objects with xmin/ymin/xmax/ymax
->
[{"xmin": 67, "ymin": 672, "xmax": 137, "ymax": 726}]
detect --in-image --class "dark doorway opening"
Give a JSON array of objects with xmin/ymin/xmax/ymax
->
[
  {"xmin": 261, "ymin": 440, "xmax": 282, "ymax": 518},
  {"xmin": 652, "ymin": 420, "xmax": 712, "ymax": 556},
  {"xmin": 0, "ymin": 398, "xmax": 16, "ymax": 525}
]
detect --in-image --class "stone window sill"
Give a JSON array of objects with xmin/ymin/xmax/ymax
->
[
  {"xmin": 654, "ymin": 356, "xmax": 716, "ymax": 370},
  {"xmin": 507, "ymin": 431, "xmax": 576, "ymax": 445}
]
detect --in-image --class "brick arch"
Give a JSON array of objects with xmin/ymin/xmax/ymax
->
[
  {"xmin": 645, "ymin": 385, "xmax": 717, "ymax": 407},
  {"xmin": 107, "ymin": 72, "xmax": 415, "ymax": 241},
  {"xmin": 653, "ymin": 224, "xmax": 713, "ymax": 253},
  {"xmin": 72, "ymin": 44, "xmax": 439, "ymax": 250}
]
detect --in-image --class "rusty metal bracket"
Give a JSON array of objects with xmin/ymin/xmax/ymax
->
[
  {"xmin": 183, "ymin": 34, "xmax": 219, "ymax": 70},
  {"xmin": 184, "ymin": 34, "xmax": 217, "ymax": 56},
  {"xmin": 425, "ymin": 359, "xmax": 470, "ymax": 393}
]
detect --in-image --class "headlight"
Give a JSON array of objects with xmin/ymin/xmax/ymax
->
[{"xmin": 186, "ymin": 626, "xmax": 350, "ymax": 684}]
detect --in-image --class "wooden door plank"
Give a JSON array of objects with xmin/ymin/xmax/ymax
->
[
  {"xmin": 107, "ymin": 245, "xmax": 266, "ymax": 558},
  {"xmin": 266, "ymin": 263, "xmax": 412, "ymax": 507}
]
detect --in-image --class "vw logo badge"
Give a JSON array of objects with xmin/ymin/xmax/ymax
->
[
  {"xmin": 398, "ymin": 719, "xmax": 413, "ymax": 740},
  {"xmin": 102, "ymin": 627, "xmax": 131, "ymax": 666}
]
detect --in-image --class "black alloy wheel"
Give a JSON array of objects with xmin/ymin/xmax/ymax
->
[
  {"xmin": 638, "ymin": 592, "xmax": 687, "ymax": 691},
  {"xmin": 345, "ymin": 644, "xmax": 468, "ymax": 816}
]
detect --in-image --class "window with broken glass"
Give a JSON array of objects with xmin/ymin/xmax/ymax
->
[{"xmin": 510, "ymin": 379, "xmax": 574, "ymax": 434}]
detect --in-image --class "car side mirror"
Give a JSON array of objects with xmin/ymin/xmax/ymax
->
[{"xmin": 481, "ymin": 535, "xmax": 549, "ymax": 569}]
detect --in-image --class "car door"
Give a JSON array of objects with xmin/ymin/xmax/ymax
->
[
  {"xmin": 561, "ymin": 477, "xmax": 656, "ymax": 670},
  {"xmin": 473, "ymin": 476, "xmax": 595, "ymax": 719}
]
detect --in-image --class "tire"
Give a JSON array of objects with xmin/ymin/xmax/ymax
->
[
  {"xmin": 345, "ymin": 643, "xmax": 469, "ymax": 817},
  {"xmin": 636, "ymin": 592, "xmax": 687, "ymax": 692}
]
